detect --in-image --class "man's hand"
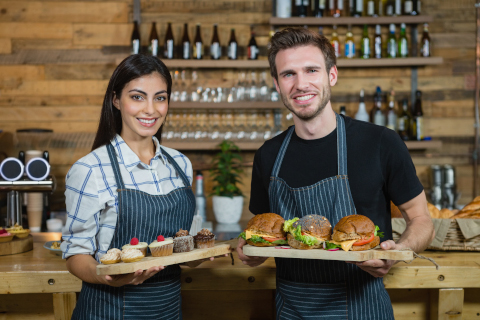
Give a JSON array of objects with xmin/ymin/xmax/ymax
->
[
  {"xmin": 104, "ymin": 266, "xmax": 164, "ymax": 286},
  {"xmin": 236, "ymin": 237, "xmax": 268, "ymax": 267},
  {"xmin": 346, "ymin": 240, "xmax": 402, "ymax": 278}
]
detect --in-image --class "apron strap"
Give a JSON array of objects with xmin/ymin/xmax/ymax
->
[
  {"xmin": 271, "ymin": 126, "xmax": 295, "ymax": 178},
  {"xmin": 336, "ymin": 113, "xmax": 348, "ymax": 176},
  {"xmin": 106, "ymin": 143, "xmax": 126, "ymax": 190},
  {"xmin": 160, "ymin": 147, "xmax": 192, "ymax": 188}
]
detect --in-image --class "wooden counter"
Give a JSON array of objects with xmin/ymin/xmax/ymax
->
[{"xmin": 1, "ymin": 241, "xmax": 479, "ymax": 320}]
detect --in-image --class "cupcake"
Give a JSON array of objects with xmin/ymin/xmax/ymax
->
[
  {"xmin": 173, "ymin": 229, "xmax": 194, "ymax": 253},
  {"xmin": 0, "ymin": 228, "xmax": 14, "ymax": 243},
  {"xmin": 122, "ymin": 237, "xmax": 148, "ymax": 256},
  {"xmin": 121, "ymin": 248, "xmax": 144, "ymax": 263},
  {"xmin": 7, "ymin": 224, "xmax": 30, "ymax": 239},
  {"xmin": 193, "ymin": 228, "xmax": 215, "ymax": 249},
  {"xmin": 100, "ymin": 248, "xmax": 122, "ymax": 264},
  {"xmin": 149, "ymin": 235, "xmax": 174, "ymax": 257}
]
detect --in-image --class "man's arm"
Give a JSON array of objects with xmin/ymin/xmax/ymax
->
[{"xmin": 348, "ymin": 191, "xmax": 434, "ymax": 278}]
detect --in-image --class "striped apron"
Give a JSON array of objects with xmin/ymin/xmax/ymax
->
[
  {"xmin": 71, "ymin": 143, "xmax": 195, "ymax": 320},
  {"xmin": 270, "ymin": 114, "xmax": 394, "ymax": 320}
]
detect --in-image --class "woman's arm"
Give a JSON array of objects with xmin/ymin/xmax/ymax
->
[{"xmin": 66, "ymin": 254, "xmax": 164, "ymax": 287}]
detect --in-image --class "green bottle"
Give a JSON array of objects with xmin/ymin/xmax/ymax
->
[
  {"xmin": 398, "ymin": 23, "xmax": 408, "ymax": 57},
  {"xmin": 387, "ymin": 23, "xmax": 397, "ymax": 58},
  {"xmin": 361, "ymin": 24, "xmax": 371, "ymax": 59}
]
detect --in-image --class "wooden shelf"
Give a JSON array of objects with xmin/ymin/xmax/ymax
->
[
  {"xmin": 115, "ymin": 58, "xmax": 271, "ymax": 69},
  {"xmin": 270, "ymin": 15, "xmax": 433, "ymax": 26},
  {"xmin": 163, "ymin": 140, "xmax": 442, "ymax": 151},
  {"xmin": 170, "ymin": 102, "xmax": 283, "ymax": 109},
  {"xmin": 404, "ymin": 140, "xmax": 442, "ymax": 150},
  {"xmin": 337, "ymin": 57, "xmax": 443, "ymax": 67}
]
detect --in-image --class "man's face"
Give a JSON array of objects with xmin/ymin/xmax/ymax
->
[{"xmin": 274, "ymin": 45, "xmax": 337, "ymax": 121}]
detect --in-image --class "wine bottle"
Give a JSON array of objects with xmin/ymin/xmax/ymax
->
[
  {"xmin": 351, "ymin": 0, "xmax": 363, "ymax": 16},
  {"xmin": 403, "ymin": 0, "xmax": 412, "ymax": 14},
  {"xmin": 276, "ymin": 0, "xmax": 292, "ymax": 17},
  {"xmin": 387, "ymin": 23, "xmax": 397, "ymax": 58},
  {"xmin": 164, "ymin": 22, "xmax": 174, "ymax": 59},
  {"xmin": 331, "ymin": 25, "xmax": 341, "ymax": 58},
  {"xmin": 361, "ymin": 24, "xmax": 371, "ymax": 59},
  {"xmin": 148, "ymin": 22, "xmax": 159, "ymax": 56},
  {"xmin": 398, "ymin": 23, "xmax": 408, "ymax": 58},
  {"xmin": 365, "ymin": 0, "xmax": 375, "ymax": 16},
  {"xmin": 345, "ymin": 25, "xmax": 355, "ymax": 59},
  {"xmin": 131, "ymin": 21, "xmax": 140, "ymax": 55},
  {"xmin": 210, "ymin": 24, "xmax": 221, "ymax": 60},
  {"xmin": 193, "ymin": 24, "xmax": 203, "ymax": 59},
  {"xmin": 411, "ymin": 90, "xmax": 424, "ymax": 140},
  {"xmin": 411, "ymin": 0, "xmax": 420, "ymax": 15},
  {"xmin": 397, "ymin": 99, "xmax": 411, "ymax": 140},
  {"xmin": 372, "ymin": 86, "xmax": 385, "ymax": 126},
  {"xmin": 374, "ymin": 24, "xmax": 382, "ymax": 59},
  {"xmin": 248, "ymin": 26, "xmax": 259, "ymax": 60},
  {"xmin": 314, "ymin": 0, "xmax": 326, "ymax": 17},
  {"xmin": 421, "ymin": 23, "xmax": 431, "ymax": 57},
  {"xmin": 386, "ymin": 90, "xmax": 397, "ymax": 130},
  {"xmin": 182, "ymin": 23, "xmax": 191, "ymax": 60},
  {"xmin": 228, "ymin": 28, "xmax": 238, "ymax": 60},
  {"xmin": 355, "ymin": 89, "xmax": 370, "ymax": 122}
]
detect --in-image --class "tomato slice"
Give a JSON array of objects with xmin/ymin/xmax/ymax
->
[
  {"xmin": 263, "ymin": 236, "xmax": 286, "ymax": 242},
  {"xmin": 353, "ymin": 233, "xmax": 374, "ymax": 246}
]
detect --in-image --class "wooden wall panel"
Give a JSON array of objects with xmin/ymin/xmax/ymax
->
[
  {"xmin": 0, "ymin": 38, "xmax": 11, "ymax": 54},
  {"xmin": 0, "ymin": 22, "xmax": 72, "ymax": 39},
  {"xmin": 0, "ymin": 80, "xmax": 107, "ymax": 96}
]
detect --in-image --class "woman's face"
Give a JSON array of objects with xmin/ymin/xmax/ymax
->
[{"xmin": 113, "ymin": 72, "xmax": 169, "ymax": 142}]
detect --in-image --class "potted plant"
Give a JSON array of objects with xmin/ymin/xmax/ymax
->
[{"xmin": 210, "ymin": 140, "xmax": 244, "ymax": 224}]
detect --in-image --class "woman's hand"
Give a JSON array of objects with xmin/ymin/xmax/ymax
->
[{"xmin": 104, "ymin": 266, "xmax": 164, "ymax": 287}]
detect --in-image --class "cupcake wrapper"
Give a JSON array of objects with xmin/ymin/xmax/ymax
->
[
  {"xmin": 195, "ymin": 239, "xmax": 215, "ymax": 249},
  {"xmin": 150, "ymin": 243, "xmax": 174, "ymax": 257}
]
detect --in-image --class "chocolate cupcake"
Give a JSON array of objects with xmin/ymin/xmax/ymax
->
[
  {"xmin": 193, "ymin": 228, "xmax": 215, "ymax": 249},
  {"xmin": 173, "ymin": 229, "xmax": 194, "ymax": 253}
]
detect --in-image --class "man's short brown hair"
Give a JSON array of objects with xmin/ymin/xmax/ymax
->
[{"xmin": 268, "ymin": 27, "xmax": 336, "ymax": 81}]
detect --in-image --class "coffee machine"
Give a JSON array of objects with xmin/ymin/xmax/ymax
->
[{"xmin": 428, "ymin": 164, "xmax": 458, "ymax": 209}]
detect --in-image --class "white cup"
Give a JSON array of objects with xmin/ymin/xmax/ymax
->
[{"xmin": 46, "ymin": 218, "xmax": 63, "ymax": 232}]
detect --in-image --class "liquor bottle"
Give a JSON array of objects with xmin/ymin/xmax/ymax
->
[
  {"xmin": 193, "ymin": 24, "xmax": 203, "ymax": 59},
  {"xmin": 374, "ymin": 24, "xmax": 382, "ymax": 58},
  {"xmin": 387, "ymin": 24, "xmax": 397, "ymax": 58},
  {"xmin": 355, "ymin": 89, "xmax": 370, "ymax": 122},
  {"xmin": 295, "ymin": 0, "xmax": 307, "ymax": 17},
  {"xmin": 228, "ymin": 28, "xmax": 238, "ymax": 60},
  {"xmin": 337, "ymin": 0, "xmax": 344, "ymax": 16},
  {"xmin": 365, "ymin": 0, "xmax": 375, "ymax": 16},
  {"xmin": 351, "ymin": 0, "xmax": 363, "ymax": 16},
  {"xmin": 148, "ymin": 22, "xmax": 159, "ymax": 56},
  {"xmin": 411, "ymin": 0, "xmax": 420, "ymax": 15},
  {"xmin": 210, "ymin": 24, "xmax": 221, "ymax": 60},
  {"xmin": 340, "ymin": 106, "xmax": 347, "ymax": 115},
  {"xmin": 398, "ymin": 23, "xmax": 408, "ymax": 58},
  {"xmin": 248, "ymin": 26, "xmax": 259, "ymax": 60},
  {"xmin": 421, "ymin": 23, "xmax": 431, "ymax": 57},
  {"xmin": 403, "ymin": 0, "xmax": 412, "ymax": 14},
  {"xmin": 394, "ymin": 0, "xmax": 402, "ymax": 15},
  {"xmin": 195, "ymin": 171, "xmax": 207, "ymax": 222},
  {"xmin": 276, "ymin": 0, "xmax": 292, "ymax": 17},
  {"xmin": 361, "ymin": 24, "xmax": 371, "ymax": 59},
  {"xmin": 397, "ymin": 98, "xmax": 411, "ymax": 140},
  {"xmin": 386, "ymin": 90, "xmax": 397, "ymax": 130},
  {"xmin": 372, "ymin": 86, "xmax": 385, "ymax": 126},
  {"xmin": 385, "ymin": 0, "xmax": 394, "ymax": 15},
  {"xmin": 181, "ymin": 23, "xmax": 191, "ymax": 60},
  {"xmin": 164, "ymin": 22, "xmax": 174, "ymax": 59},
  {"xmin": 314, "ymin": 0, "xmax": 326, "ymax": 17},
  {"xmin": 304, "ymin": 0, "xmax": 311, "ymax": 16},
  {"xmin": 411, "ymin": 90, "xmax": 424, "ymax": 140},
  {"xmin": 331, "ymin": 25, "xmax": 341, "ymax": 58},
  {"xmin": 345, "ymin": 25, "xmax": 355, "ymax": 58},
  {"xmin": 131, "ymin": 21, "xmax": 140, "ymax": 55},
  {"xmin": 328, "ymin": 0, "xmax": 337, "ymax": 17}
]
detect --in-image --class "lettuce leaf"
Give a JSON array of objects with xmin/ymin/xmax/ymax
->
[
  {"xmin": 325, "ymin": 241, "xmax": 341, "ymax": 250},
  {"xmin": 283, "ymin": 217, "xmax": 299, "ymax": 233},
  {"xmin": 238, "ymin": 232, "xmax": 288, "ymax": 245},
  {"xmin": 272, "ymin": 239, "xmax": 289, "ymax": 245},
  {"xmin": 374, "ymin": 226, "xmax": 384, "ymax": 238},
  {"xmin": 238, "ymin": 232, "xmax": 246, "ymax": 240},
  {"xmin": 291, "ymin": 225, "xmax": 319, "ymax": 246}
]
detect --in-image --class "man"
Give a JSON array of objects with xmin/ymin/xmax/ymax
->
[{"xmin": 237, "ymin": 27, "xmax": 434, "ymax": 319}]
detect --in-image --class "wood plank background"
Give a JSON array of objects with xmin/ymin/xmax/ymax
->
[{"xmin": 0, "ymin": 0, "xmax": 477, "ymax": 221}]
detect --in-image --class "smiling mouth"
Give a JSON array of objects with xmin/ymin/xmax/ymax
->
[
  {"xmin": 294, "ymin": 94, "xmax": 315, "ymax": 102},
  {"xmin": 137, "ymin": 118, "xmax": 158, "ymax": 127}
]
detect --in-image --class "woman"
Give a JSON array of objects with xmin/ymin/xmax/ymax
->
[{"xmin": 61, "ymin": 54, "xmax": 197, "ymax": 319}]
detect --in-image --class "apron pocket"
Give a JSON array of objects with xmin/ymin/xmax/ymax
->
[
  {"xmin": 123, "ymin": 278, "xmax": 182, "ymax": 320},
  {"xmin": 276, "ymin": 278, "xmax": 348, "ymax": 320}
]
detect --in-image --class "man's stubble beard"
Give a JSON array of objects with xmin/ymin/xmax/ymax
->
[{"xmin": 280, "ymin": 83, "xmax": 331, "ymax": 121}]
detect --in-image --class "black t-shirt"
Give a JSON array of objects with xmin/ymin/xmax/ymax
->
[{"xmin": 249, "ymin": 115, "xmax": 424, "ymax": 240}]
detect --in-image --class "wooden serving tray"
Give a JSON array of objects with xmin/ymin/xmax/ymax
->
[
  {"xmin": 0, "ymin": 235, "xmax": 33, "ymax": 256},
  {"xmin": 97, "ymin": 242, "xmax": 233, "ymax": 276},
  {"xmin": 243, "ymin": 245, "xmax": 413, "ymax": 262}
]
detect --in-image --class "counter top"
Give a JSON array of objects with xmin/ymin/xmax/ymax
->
[{"xmin": 1, "ymin": 241, "xmax": 479, "ymax": 295}]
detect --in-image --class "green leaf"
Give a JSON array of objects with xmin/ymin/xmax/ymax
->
[
  {"xmin": 238, "ymin": 232, "xmax": 246, "ymax": 240},
  {"xmin": 209, "ymin": 140, "xmax": 244, "ymax": 197},
  {"xmin": 283, "ymin": 217, "xmax": 299, "ymax": 232},
  {"xmin": 325, "ymin": 242, "xmax": 341, "ymax": 250},
  {"xmin": 291, "ymin": 225, "xmax": 319, "ymax": 246},
  {"xmin": 374, "ymin": 225, "xmax": 384, "ymax": 238}
]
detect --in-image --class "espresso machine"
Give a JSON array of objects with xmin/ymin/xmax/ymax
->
[
  {"xmin": 0, "ymin": 151, "xmax": 55, "ymax": 229},
  {"xmin": 428, "ymin": 164, "xmax": 458, "ymax": 209}
]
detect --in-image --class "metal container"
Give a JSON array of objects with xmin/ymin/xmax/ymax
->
[{"xmin": 442, "ymin": 164, "xmax": 456, "ymax": 187}]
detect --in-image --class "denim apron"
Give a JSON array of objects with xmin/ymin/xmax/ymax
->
[
  {"xmin": 270, "ymin": 114, "xmax": 394, "ymax": 320},
  {"xmin": 71, "ymin": 143, "xmax": 195, "ymax": 320}
]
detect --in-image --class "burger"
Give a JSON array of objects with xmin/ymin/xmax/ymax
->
[
  {"xmin": 329, "ymin": 215, "xmax": 384, "ymax": 251},
  {"xmin": 239, "ymin": 213, "xmax": 288, "ymax": 246},
  {"xmin": 283, "ymin": 215, "xmax": 332, "ymax": 250}
]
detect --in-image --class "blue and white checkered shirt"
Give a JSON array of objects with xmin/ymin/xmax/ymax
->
[{"xmin": 61, "ymin": 134, "xmax": 192, "ymax": 261}]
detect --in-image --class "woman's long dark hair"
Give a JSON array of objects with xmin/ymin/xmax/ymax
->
[{"xmin": 91, "ymin": 54, "xmax": 172, "ymax": 151}]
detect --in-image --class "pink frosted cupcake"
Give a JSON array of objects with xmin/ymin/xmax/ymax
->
[
  {"xmin": 0, "ymin": 228, "xmax": 13, "ymax": 243},
  {"xmin": 149, "ymin": 235, "xmax": 174, "ymax": 257}
]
